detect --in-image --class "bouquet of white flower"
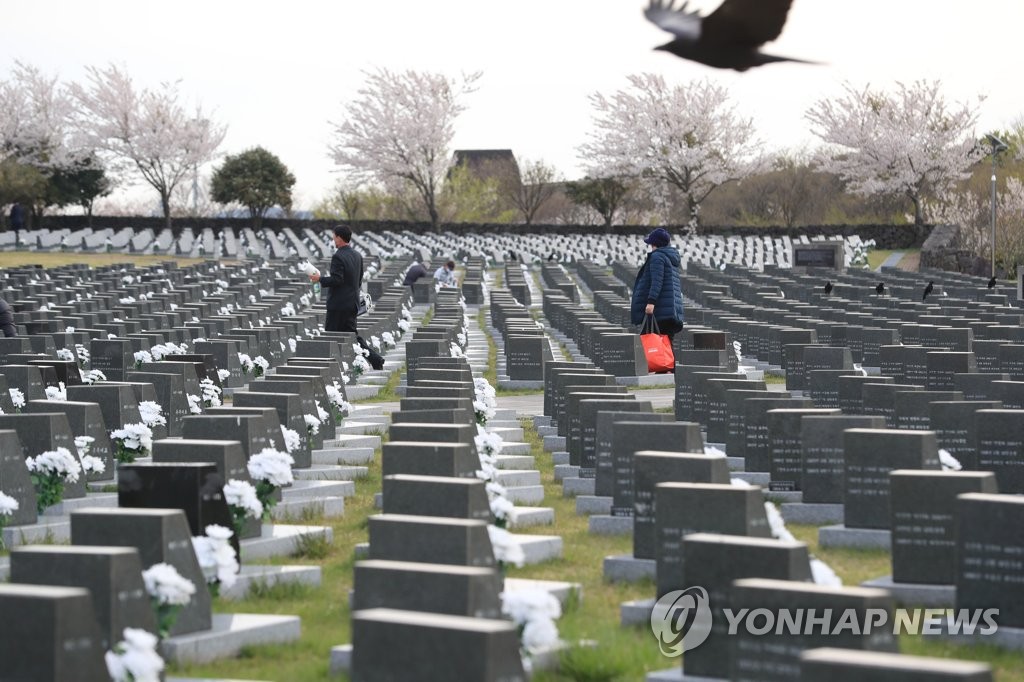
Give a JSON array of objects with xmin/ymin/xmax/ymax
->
[
  {"xmin": 238, "ymin": 353, "xmax": 254, "ymax": 375},
  {"xmin": 56, "ymin": 348, "xmax": 75, "ymax": 362},
  {"xmin": 110, "ymin": 423, "xmax": 154, "ymax": 463},
  {"xmin": 187, "ymin": 394, "xmax": 202, "ymax": 415},
  {"xmin": 224, "ymin": 479, "xmax": 263, "ymax": 535},
  {"xmin": 281, "ymin": 426, "xmax": 301, "ymax": 454},
  {"xmin": 137, "ymin": 401, "xmax": 167, "ymax": 428},
  {"xmin": 501, "ymin": 587, "xmax": 562, "ymax": 655},
  {"xmin": 44, "ymin": 382, "xmax": 67, "ymax": 401},
  {"xmin": 75, "ymin": 344, "xmax": 89, "ymax": 368},
  {"xmin": 351, "ymin": 355, "xmax": 371, "ymax": 378},
  {"xmin": 304, "ymin": 414, "xmax": 320, "ymax": 436},
  {"xmin": 134, "ymin": 350, "xmax": 153, "ymax": 368},
  {"xmin": 74, "ymin": 435, "xmax": 95, "ymax": 459},
  {"xmin": 200, "ymin": 378, "xmax": 222, "ymax": 408},
  {"xmin": 487, "ymin": 524, "xmax": 525, "ymax": 570},
  {"xmin": 253, "ymin": 355, "xmax": 270, "ymax": 378},
  {"xmin": 381, "ymin": 331, "xmax": 396, "ymax": 349},
  {"xmin": 81, "ymin": 368, "xmax": 107, "ymax": 385},
  {"xmin": 142, "ymin": 562, "xmax": 196, "ymax": 639},
  {"xmin": 26, "ymin": 447, "xmax": 81, "ymax": 513},
  {"xmin": 325, "ymin": 383, "xmax": 352, "ymax": 424},
  {"xmin": 473, "ymin": 378, "xmax": 498, "ymax": 426},
  {"xmin": 247, "ymin": 448, "xmax": 295, "ymax": 519},
  {"xmin": 105, "ymin": 627, "xmax": 165, "ymax": 682},
  {"xmin": 191, "ymin": 524, "xmax": 239, "ymax": 597},
  {"xmin": 0, "ymin": 490, "xmax": 19, "ymax": 549},
  {"xmin": 217, "ymin": 368, "xmax": 230, "ymax": 383},
  {"xmin": 8, "ymin": 387, "xmax": 25, "ymax": 412}
]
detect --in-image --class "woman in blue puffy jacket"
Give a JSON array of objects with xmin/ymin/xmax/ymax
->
[{"xmin": 630, "ymin": 227, "xmax": 684, "ymax": 339}]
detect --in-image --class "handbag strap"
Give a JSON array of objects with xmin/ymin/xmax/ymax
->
[{"xmin": 643, "ymin": 314, "xmax": 660, "ymax": 335}]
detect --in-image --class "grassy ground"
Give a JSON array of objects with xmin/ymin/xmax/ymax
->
[
  {"xmin": 0, "ymin": 250, "xmax": 213, "ymax": 269},
  {"xmin": 866, "ymin": 248, "xmax": 921, "ymax": 271}
]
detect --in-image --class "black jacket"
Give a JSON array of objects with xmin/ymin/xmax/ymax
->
[
  {"xmin": 402, "ymin": 263, "xmax": 428, "ymax": 286},
  {"xmin": 0, "ymin": 298, "xmax": 15, "ymax": 337},
  {"xmin": 320, "ymin": 245, "xmax": 363, "ymax": 313}
]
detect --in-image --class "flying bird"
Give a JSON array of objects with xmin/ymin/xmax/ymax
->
[
  {"xmin": 823, "ymin": 281, "xmax": 833, "ymax": 295},
  {"xmin": 922, "ymin": 281, "xmax": 934, "ymax": 301},
  {"xmin": 987, "ymin": 276, "xmax": 997, "ymax": 289},
  {"xmin": 875, "ymin": 282, "xmax": 885, "ymax": 295},
  {"xmin": 644, "ymin": 0, "xmax": 813, "ymax": 71}
]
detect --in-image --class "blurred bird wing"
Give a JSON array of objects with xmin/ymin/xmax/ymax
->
[
  {"xmin": 701, "ymin": 0, "xmax": 794, "ymax": 47},
  {"xmin": 645, "ymin": 0, "xmax": 703, "ymax": 41}
]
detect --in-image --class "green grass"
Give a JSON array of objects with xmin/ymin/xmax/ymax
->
[{"xmin": 0, "ymin": 250, "xmax": 213, "ymax": 269}]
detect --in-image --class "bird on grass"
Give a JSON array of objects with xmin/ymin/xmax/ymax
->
[
  {"xmin": 823, "ymin": 281, "xmax": 833, "ymax": 295},
  {"xmin": 875, "ymin": 282, "xmax": 885, "ymax": 295},
  {"xmin": 644, "ymin": 0, "xmax": 814, "ymax": 71},
  {"xmin": 922, "ymin": 281, "xmax": 934, "ymax": 301},
  {"xmin": 988, "ymin": 276, "xmax": 997, "ymax": 289}
]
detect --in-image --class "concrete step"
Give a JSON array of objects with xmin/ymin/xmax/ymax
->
[
  {"xmin": 334, "ymin": 421, "xmax": 388, "ymax": 436},
  {"xmin": 509, "ymin": 506, "xmax": 555, "ymax": 528},
  {"xmin": 498, "ymin": 442, "xmax": 531, "ymax": 456},
  {"xmin": 271, "ymin": 495, "xmax": 345, "ymax": 521},
  {"xmin": 219, "ymin": 564, "xmax": 322, "ymax": 601},
  {"xmin": 293, "ymin": 465, "xmax": 368, "ymax": 481},
  {"xmin": 41, "ymin": 492, "xmax": 118, "ymax": 516},
  {"xmin": 325, "ymin": 434, "xmax": 382, "ymax": 450},
  {"xmin": 488, "ymin": 426, "xmax": 524, "ymax": 441},
  {"xmin": 494, "ymin": 454, "xmax": 535, "ymax": 470},
  {"xmin": 160, "ymin": 613, "xmax": 302, "ymax": 665},
  {"xmin": 494, "ymin": 470, "xmax": 541, "ymax": 487},
  {"xmin": 512, "ymin": 533, "xmax": 563, "ymax": 565},
  {"xmin": 286, "ymin": 479, "xmax": 355, "ymax": 499},
  {"xmin": 1, "ymin": 518, "xmax": 71, "ymax": 548},
  {"xmin": 505, "ymin": 485, "xmax": 545, "ymax": 505},
  {"xmin": 313, "ymin": 447, "xmax": 376, "ymax": 465}
]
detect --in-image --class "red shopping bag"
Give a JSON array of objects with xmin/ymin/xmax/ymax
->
[{"xmin": 640, "ymin": 316, "xmax": 675, "ymax": 373}]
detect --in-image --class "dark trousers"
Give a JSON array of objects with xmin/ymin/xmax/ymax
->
[{"xmin": 325, "ymin": 309, "xmax": 357, "ymax": 333}]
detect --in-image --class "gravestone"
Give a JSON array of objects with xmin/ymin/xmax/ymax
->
[
  {"xmin": 506, "ymin": 336, "xmax": 546, "ymax": 381},
  {"xmin": 9, "ymin": 545, "xmax": 157, "ymax": 649},
  {"xmin": 730, "ymin": 579, "xmax": 897, "ymax": 681},
  {"xmin": 893, "ymin": 390, "xmax": 963, "ymax": 431},
  {"xmin": 800, "ymin": 648, "xmax": 994, "ymax": 682},
  {"xmin": 0, "ymin": 429, "xmax": 38, "ymax": 526},
  {"xmin": 352, "ymin": 560, "xmax": 501, "ymax": 619},
  {"xmin": 181, "ymin": 413, "xmax": 276, "ymax": 459},
  {"xmin": 367, "ymin": 514, "xmax": 495, "ymax": 568},
  {"xmin": 71, "ymin": 507, "xmax": 213, "ymax": 636},
  {"xmin": 382, "ymin": 474, "xmax": 492, "ymax": 523},
  {"xmin": 65, "ymin": 384, "xmax": 142, "ymax": 434},
  {"xmin": 837, "ymin": 375, "xmax": 894, "ymax": 414},
  {"xmin": 610, "ymin": 424, "xmax": 706, "ymax": 519},
  {"xmin": 743, "ymin": 397, "xmax": 814, "ymax": 473},
  {"xmin": 974, "ymin": 409, "xmax": 1024, "ymax": 493},
  {"xmin": 0, "ymin": 584, "xmax": 109, "ymax": 682},
  {"xmin": 890, "ymin": 470, "xmax": 998, "ymax": 585},
  {"xmin": 956, "ymin": 493, "xmax": 1024, "ymax": 628},
  {"xmin": 929, "ymin": 401, "xmax": 1001, "ymax": 470},
  {"xmin": 0, "ymin": 412, "xmax": 86, "ymax": 499},
  {"xmin": 594, "ymin": 413, "xmax": 671, "ymax": 498},
  {"xmin": 127, "ymin": 371, "xmax": 189, "ymax": 436},
  {"xmin": 1, "ymin": 364, "xmax": 46, "ymax": 400},
  {"xmin": 632, "ymin": 452, "xmax": 730, "ymax": 560},
  {"xmin": 381, "ymin": 442, "xmax": 479, "ymax": 480},
  {"xmin": 800, "ymin": 415, "xmax": 886, "ymax": 504},
  {"xmin": 767, "ymin": 408, "xmax": 841, "ymax": 491},
  {"xmin": 680, "ymin": 533, "xmax": 813, "ymax": 679},
  {"xmin": 25, "ymin": 400, "xmax": 114, "ymax": 482},
  {"xmin": 88, "ymin": 338, "xmax": 133, "ymax": 381},
  {"xmin": 843, "ymin": 429, "xmax": 941, "ymax": 529},
  {"xmin": 574, "ymin": 397, "xmax": 648, "ymax": 474},
  {"xmin": 655, "ymin": 482, "xmax": 771, "ymax": 598},
  {"xmin": 231, "ymin": 392, "xmax": 310, "ymax": 468}
]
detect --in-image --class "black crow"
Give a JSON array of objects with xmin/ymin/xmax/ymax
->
[
  {"xmin": 875, "ymin": 282, "xmax": 885, "ymax": 295},
  {"xmin": 644, "ymin": 0, "xmax": 814, "ymax": 71},
  {"xmin": 922, "ymin": 281, "xmax": 934, "ymax": 301},
  {"xmin": 823, "ymin": 281, "xmax": 833, "ymax": 295},
  {"xmin": 988, "ymin": 276, "xmax": 997, "ymax": 289}
]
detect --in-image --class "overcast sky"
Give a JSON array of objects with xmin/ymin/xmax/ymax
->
[{"xmin": 4, "ymin": 0, "xmax": 1023, "ymax": 211}]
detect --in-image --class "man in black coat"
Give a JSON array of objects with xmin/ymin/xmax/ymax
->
[
  {"xmin": 0, "ymin": 297, "xmax": 16, "ymax": 337},
  {"xmin": 9, "ymin": 203, "xmax": 26, "ymax": 244},
  {"xmin": 309, "ymin": 225, "xmax": 363, "ymax": 333},
  {"xmin": 402, "ymin": 261, "xmax": 429, "ymax": 288}
]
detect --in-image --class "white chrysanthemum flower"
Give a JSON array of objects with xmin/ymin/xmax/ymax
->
[
  {"xmin": 110, "ymin": 423, "xmax": 154, "ymax": 455},
  {"xmin": 81, "ymin": 369, "xmax": 106, "ymax": 385},
  {"xmin": 939, "ymin": 448, "xmax": 963, "ymax": 471},
  {"xmin": 80, "ymin": 454, "xmax": 106, "ymax": 475},
  {"xmin": 248, "ymin": 448, "xmax": 295, "ymax": 487},
  {"xmin": 224, "ymin": 479, "xmax": 263, "ymax": 519},
  {"xmin": 142, "ymin": 563, "xmax": 195, "ymax": 606},
  {"xmin": 217, "ymin": 368, "xmax": 230, "ymax": 383},
  {"xmin": 192, "ymin": 525, "xmax": 238, "ymax": 589},
  {"xmin": 56, "ymin": 348, "xmax": 75, "ymax": 362},
  {"xmin": 487, "ymin": 525, "xmax": 525, "ymax": 567},
  {"xmin": 253, "ymin": 356, "xmax": 269, "ymax": 372},
  {"xmin": 200, "ymin": 378, "xmax": 222, "ymax": 407},
  {"xmin": 9, "ymin": 388, "xmax": 25, "ymax": 409},
  {"xmin": 315, "ymin": 400, "xmax": 330, "ymax": 423},
  {"xmin": 0, "ymin": 491, "xmax": 19, "ymax": 516},
  {"xmin": 138, "ymin": 401, "xmax": 167, "ymax": 428},
  {"xmin": 45, "ymin": 382, "xmax": 68, "ymax": 401},
  {"xmin": 280, "ymin": 426, "xmax": 301, "ymax": 454},
  {"xmin": 26, "ymin": 447, "xmax": 82, "ymax": 484},
  {"xmin": 187, "ymin": 394, "xmax": 202, "ymax": 414},
  {"xmin": 304, "ymin": 414, "xmax": 320, "ymax": 435},
  {"xmin": 74, "ymin": 435, "xmax": 95, "ymax": 457},
  {"xmin": 105, "ymin": 627, "xmax": 165, "ymax": 682}
]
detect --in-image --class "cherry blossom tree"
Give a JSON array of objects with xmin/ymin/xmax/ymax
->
[
  {"xmin": 497, "ymin": 158, "xmax": 562, "ymax": 225},
  {"xmin": 70, "ymin": 64, "xmax": 226, "ymax": 228},
  {"xmin": 329, "ymin": 68, "xmax": 480, "ymax": 229},
  {"xmin": 806, "ymin": 80, "xmax": 984, "ymax": 226},
  {"xmin": 0, "ymin": 62, "xmax": 84, "ymax": 170},
  {"xmin": 577, "ymin": 74, "xmax": 762, "ymax": 227}
]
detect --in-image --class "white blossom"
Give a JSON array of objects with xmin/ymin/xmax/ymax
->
[
  {"xmin": 223, "ymin": 479, "xmax": 263, "ymax": 519},
  {"xmin": 939, "ymin": 448, "xmax": 963, "ymax": 471},
  {"xmin": 80, "ymin": 454, "xmax": 106, "ymax": 476},
  {"xmin": 304, "ymin": 414, "xmax": 320, "ymax": 435},
  {"xmin": 105, "ymin": 627, "xmax": 165, "ymax": 682},
  {"xmin": 74, "ymin": 435, "xmax": 95, "ymax": 458},
  {"xmin": 237, "ymin": 353, "xmax": 253, "ymax": 373},
  {"xmin": 45, "ymin": 382, "xmax": 68, "ymax": 401},
  {"xmin": 280, "ymin": 426, "xmax": 301, "ymax": 454},
  {"xmin": 192, "ymin": 525, "xmax": 238, "ymax": 590},
  {"xmin": 110, "ymin": 423, "xmax": 154, "ymax": 454},
  {"xmin": 56, "ymin": 348, "xmax": 75, "ymax": 362},
  {"xmin": 81, "ymin": 368, "xmax": 106, "ymax": 385},
  {"xmin": 248, "ymin": 448, "xmax": 295, "ymax": 487},
  {"xmin": 187, "ymin": 394, "xmax": 202, "ymax": 415},
  {"xmin": 487, "ymin": 525, "xmax": 525, "ymax": 567},
  {"xmin": 9, "ymin": 388, "xmax": 25, "ymax": 409},
  {"xmin": 0, "ymin": 491, "xmax": 20, "ymax": 516},
  {"xmin": 253, "ymin": 356, "xmax": 269, "ymax": 372},
  {"xmin": 142, "ymin": 563, "xmax": 195, "ymax": 606},
  {"xmin": 138, "ymin": 401, "xmax": 167, "ymax": 428},
  {"xmin": 26, "ymin": 447, "xmax": 81, "ymax": 484},
  {"xmin": 133, "ymin": 350, "xmax": 153, "ymax": 366},
  {"xmin": 296, "ymin": 261, "xmax": 320, "ymax": 277},
  {"xmin": 200, "ymin": 378, "xmax": 222, "ymax": 407}
]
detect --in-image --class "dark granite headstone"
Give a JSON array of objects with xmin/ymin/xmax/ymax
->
[
  {"xmin": 767, "ymin": 408, "xmax": 841, "ymax": 491},
  {"xmin": 126, "ymin": 371, "xmax": 190, "ymax": 436},
  {"xmin": 743, "ymin": 397, "xmax": 814, "ymax": 473},
  {"xmin": 88, "ymin": 338, "xmax": 133, "ymax": 381},
  {"xmin": 631, "ymin": 451, "xmax": 730, "ymax": 559},
  {"xmin": 890, "ymin": 470, "xmax": 998, "ymax": 585},
  {"xmin": 800, "ymin": 648, "xmax": 994, "ymax": 681},
  {"xmin": 0, "ymin": 412, "xmax": 85, "ymax": 499},
  {"xmin": 382, "ymin": 474, "xmax": 492, "ymax": 523},
  {"xmin": 610, "ymin": 423, "xmax": 705, "ymax": 519},
  {"xmin": 974, "ymin": 409, "xmax": 1024, "ymax": 493},
  {"xmin": 231, "ymin": 391, "xmax": 310, "ymax": 468},
  {"xmin": 353, "ymin": 560, "xmax": 501, "ymax": 619},
  {"xmin": 65, "ymin": 383, "xmax": 142, "ymax": 433},
  {"xmin": 382, "ymin": 442, "xmax": 479, "ymax": 480},
  {"xmin": 70, "ymin": 508, "xmax": 212, "ymax": 636},
  {"xmin": 800, "ymin": 415, "xmax": 886, "ymax": 504},
  {"xmin": 956, "ymin": 493, "xmax": 1024, "ymax": 628},
  {"xmin": 594, "ymin": 412, "xmax": 671, "ymax": 498},
  {"xmin": 843, "ymin": 429, "xmax": 941, "ymax": 530},
  {"xmin": 0, "ymin": 429, "xmax": 38, "ymax": 526},
  {"xmin": 893, "ymin": 390, "xmax": 963, "ymax": 431},
  {"xmin": 367, "ymin": 514, "xmax": 495, "ymax": 568},
  {"xmin": 654, "ymin": 482, "xmax": 771, "ymax": 598},
  {"xmin": 929, "ymin": 401, "xmax": 1001, "ymax": 470}
]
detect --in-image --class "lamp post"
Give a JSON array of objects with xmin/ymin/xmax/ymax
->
[{"xmin": 987, "ymin": 134, "xmax": 1009, "ymax": 278}]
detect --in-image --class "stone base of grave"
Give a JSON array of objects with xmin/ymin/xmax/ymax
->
[
  {"xmin": 604, "ymin": 554, "xmax": 656, "ymax": 582},
  {"xmin": 536, "ymin": 425, "xmax": 558, "ymax": 437},
  {"xmin": 2, "ymin": 517, "xmax": 71, "ymax": 548},
  {"xmin": 726, "ymin": 457, "xmax": 745, "ymax": 471},
  {"xmin": 329, "ymin": 644, "xmax": 354, "ymax": 677},
  {"xmin": 498, "ymin": 379, "xmax": 544, "ymax": 390},
  {"xmin": 590, "ymin": 515, "xmax": 633, "ymax": 536},
  {"xmin": 373, "ymin": 492, "xmax": 383, "ymax": 510},
  {"xmin": 271, "ymin": 495, "xmax": 345, "ymax": 522},
  {"xmin": 781, "ymin": 502, "xmax": 844, "ymax": 525},
  {"xmin": 345, "ymin": 385, "xmax": 381, "ymax": 401},
  {"xmin": 498, "ymin": 442, "xmax": 532, "ymax": 456},
  {"xmin": 576, "ymin": 495, "xmax": 612, "ymax": 515},
  {"xmin": 293, "ymin": 464, "xmax": 368, "ymax": 481},
  {"xmin": 42, "ymin": 492, "xmax": 118, "ymax": 516},
  {"xmin": 495, "ymin": 454, "xmax": 535, "ymax": 469},
  {"xmin": 552, "ymin": 452, "xmax": 570, "ymax": 465},
  {"xmin": 504, "ymin": 486, "xmax": 545, "ymax": 505},
  {"xmin": 512, "ymin": 533, "xmax": 563, "ymax": 564},
  {"xmin": 562, "ymin": 477, "xmax": 595, "ymax": 497},
  {"xmin": 621, "ymin": 597, "xmax": 656, "ymax": 626},
  {"xmin": 160, "ymin": 613, "xmax": 301, "ymax": 665},
  {"xmin": 614, "ymin": 373, "xmax": 676, "ymax": 387},
  {"xmin": 239, "ymin": 524, "xmax": 334, "ymax": 562},
  {"xmin": 504, "ymin": 578, "xmax": 581, "ymax": 606},
  {"xmin": 818, "ymin": 525, "xmax": 891, "ymax": 550},
  {"xmin": 533, "ymin": 416, "xmax": 552, "ymax": 429},
  {"xmin": 324, "ymin": 434, "xmax": 381, "ymax": 450},
  {"xmin": 287, "ymin": 479, "xmax": 354, "ymax": 499},
  {"xmin": 312, "ymin": 446, "xmax": 376, "ymax": 465},
  {"xmin": 354, "ymin": 542, "xmax": 369, "ymax": 560},
  {"xmin": 335, "ymin": 420, "xmax": 387, "ymax": 436},
  {"xmin": 220, "ymin": 564, "xmax": 323, "ymax": 600},
  {"xmin": 489, "ymin": 426, "xmax": 525, "ymax": 441},
  {"xmin": 509, "ymin": 507, "xmax": 555, "ymax": 528},
  {"xmin": 731, "ymin": 471, "xmax": 770, "ymax": 486},
  {"xmin": 554, "ymin": 463, "xmax": 577, "ymax": 482},
  {"xmin": 925, "ymin": 618, "xmax": 1024, "ymax": 651},
  {"xmin": 0, "ymin": 556, "xmax": 8, "ymax": 581},
  {"xmin": 168, "ymin": 678, "xmax": 269, "ymax": 682},
  {"xmin": 861, "ymin": 576, "xmax": 955, "ymax": 608},
  {"xmin": 646, "ymin": 667, "xmax": 722, "ymax": 681},
  {"xmin": 494, "ymin": 469, "xmax": 541, "ymax": 488},
  {"xmin": 544, "ymin": 436, "xmax": 566, "ymax": 452}
]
